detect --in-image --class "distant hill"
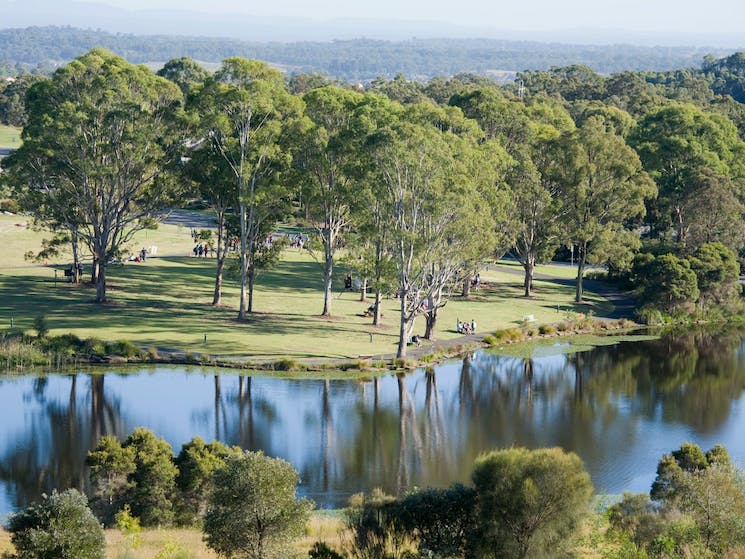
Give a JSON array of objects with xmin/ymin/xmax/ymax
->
[{"xmin": 0, "ymin": 26, "xmax": 738, "ymax": 82}]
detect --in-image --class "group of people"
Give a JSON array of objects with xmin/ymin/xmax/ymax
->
[
  {"xmin": 289, "ymin": 233, "xmax": 305, "ymax": 251},
  {"xmin": 457, "ymin": 319, "xmax": 477, "ymax": 335},
  {"xmin": 192, "ymin": 244, "xmax": 210, "ymax": 258}
]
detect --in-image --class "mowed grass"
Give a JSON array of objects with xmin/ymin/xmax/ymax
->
[
  {"xmin": 495, "ymin": 258, "xmax": 594, "ymax": 279},
  {"xmin": 0, "ymin": 214, "xmax": 613, "ymax": 360},
  {"xmin": 0, "ymin": 124, "xmax": 21, "ymax": 149}
]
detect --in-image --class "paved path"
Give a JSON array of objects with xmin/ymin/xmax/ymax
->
[{"xmin": 161, "ymin": 209, "xmax": 217, "ymax": 229}]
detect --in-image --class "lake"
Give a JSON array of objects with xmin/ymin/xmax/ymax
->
[{"xmin": 2, "ymin": 327, "xmax": 745, "ymax": 514}]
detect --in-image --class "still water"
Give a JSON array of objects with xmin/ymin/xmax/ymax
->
[{"xmin": 2, "ymin": 328, "xmax": 745, "ymax": 514}]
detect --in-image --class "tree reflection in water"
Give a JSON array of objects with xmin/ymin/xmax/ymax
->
[{"xmin": 2, "ymin": 328, "xmax": 745, "ymax": 513}]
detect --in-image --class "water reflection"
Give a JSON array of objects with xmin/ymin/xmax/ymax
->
[{"xmin": 2, "ymin": 328, "xmax": 745, "ymax": 513}]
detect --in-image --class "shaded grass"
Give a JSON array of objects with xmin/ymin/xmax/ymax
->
[
  {"xmin": 0, "ymin": 124, "xmax": 21, "ymax": 149},
  {"xmin": 0, "ymin": 215, "xmax": 616, "ymax": 360}
]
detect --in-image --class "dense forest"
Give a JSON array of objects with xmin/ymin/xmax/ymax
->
[{"xmin": 0, "ymin": 26, "xmax": 736, "ymax": 81}]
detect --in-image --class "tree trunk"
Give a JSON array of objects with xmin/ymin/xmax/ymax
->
[
  {"xmin": 238, "ymin": 200, "xmax": 248, "ymax": 320},
  {"xmin": 396, "ymin": 292, "xmax": 408, "ymax": 360},
  {"xmin": 248, "ymin": 266, "xmax": 255, "ymax": 314},
  {"xmin": 212, "ymin": 213, "xmax": 226, "ymax": 306},
  {"xmin": 523, "ymin": 257, "xmax": 535, "ymax": 297},
  {"xmin": 373, "ymin": 289, "xmax": 382, "ymax": 326},
  {"xmin": 461, "ymin": 274, "xmax": 471, "ymax": 298},
  {"xmin": 321, "ymin": 226, "xmax": 334, "ymax": 317},
  {"xmin": 360, "ymin": 278, "xmax": 367, "ymax": 301},
  {"xmin": 424, "ymin": 308, "xmax": 437, "ymax": 339},
  {"xmin": 91, "ymin": 257, "xmax": 99, "ymax": 285},
  {"xmin": 71, "ymin": 231, "xmax": 81, "ymax": 284},
  {"xmin": 575, "ymin": 242, "xmax": 587, "ymax": 303},
  {"xmin": 95, "ymin": 263, "xmax": 107, "ymax": 303}
]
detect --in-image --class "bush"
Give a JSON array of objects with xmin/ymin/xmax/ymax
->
[
  {"xmin": 33, "ymin": 315, "xmax": 49, "ymax": 338},
  {"xmin": 204, "ymin": 451, "xmax": 313, "ymax": 559},
  {"xmin": 635, "ymin": 307, "xmax": 665, "ymax": 326},
  {"xmin": 308, "ymin": 542, "xmax": 345, "ymax": 559},
  {"xmin": 539, "ymin": 324, "xmax": 557, "ymax": 335},
  {"xmin": 105, "ymin": 340, "xmax": 143, "ymax": 359},
  {"xmin": 5, "ymin": 489, "xmax": 105, "ymax": 559},
  {"xmin": 0, "ymin": 198, "xmax": 20, "ymax": 213},
  {"xmin": 557, "ymin": 322, "xmax": 570, "ymax": 332},
  {"xmin": 147, "ymin": 347, "xmax": 160, "ymax": 360},
  {"xmin": 471, "ymin": 447, "xmax": 593, "ymax": 559}
]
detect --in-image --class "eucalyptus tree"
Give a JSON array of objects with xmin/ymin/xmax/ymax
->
[
  {"xmin": 559, "ymin": 117, "xmax": 656, "ymax": 302},
  {"xmin": 191, "ymin": 58, "xmax": 301, "ymax": 318},
  {"xmin": 157, "ymin": 56, "xmax": 210, "ymax": 96},
  {"xmin": 453, "ymin": 89, "xmax": 573, "ymax": 297},
  {"xmin": 182, "ymin": 141, "xmax": 235, "ymax": 305},
  {"xmin": 630, "ymin": 103, "xmax": 745, "ymax": 245},
  {"xmin": 367, "ymin": 102, "xmax": 493, "ymax": 356},
  {"xmin": 2, "ymin": 48, "xmax": 183, "ymax": 303},
  {"xmin": 293, "ymin": 86, "xmax": 364, "ymax": 316}
]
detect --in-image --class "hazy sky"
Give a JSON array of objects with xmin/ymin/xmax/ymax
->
[{"xmin": 88, "ymin": 0, "xmax": 745, "ymax": 33}]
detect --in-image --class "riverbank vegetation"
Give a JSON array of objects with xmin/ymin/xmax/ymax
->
[{"xmin": 2, "ymin": 438, "xmax": 744, "ymax": 558}]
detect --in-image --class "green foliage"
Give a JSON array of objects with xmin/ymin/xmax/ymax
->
[
  {"xmin": 5, "ymin": 489, "xmax": 105, "ymax": 559},
  {"xmin": 123, "ymin": 428, "xmax": 179, "ymax": 527},
  {"xmin": 87, "ymin": 435, "xmax": 137, "ymax": 525},
  {"xmin": 471, "ymin": 447, "xmax": 593, "ymax": 559},
  {"xmin": 393, "ymin": 484, "xmax": 476, "ymax": 558},
  {"xmin": 203, "ymin": 450, "xmax": 314, "ymax": 559},
  {"xmin": 688, "ymin": 242, "xmax": 740, "ymax": 307},
  {"xmin": 32, "ymin": 315, "xmax": 48, "ymax": 339},
  {"xmin": 345, "ymin": 489, "xmax": 406, "ymax": 559},
  {"xmin": 650, "ymin": 442, "xmax": 731, "ymax": 503},
  {"xmin": 174, "ymin": 436, "xmax": 241, "ymax": 525},
  {"xmin": 308, "ymin": 541, "xmax": 345, "ymax": 559},
  {"xmin": 633, "ymin": 253, "xmax": 699, "ymax": 313}
]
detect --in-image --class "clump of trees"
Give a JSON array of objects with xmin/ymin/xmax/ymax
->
[
  {"xmin": 6, "ymin": 46, "xmax": 745, "ymax": 344},
  {"xmin": 607, "ymin": 442, "xmax": 745, "ymax": 558},
  {"xmin": 339, "ymin": 447, "xmax": 593, "ymax": 559}
]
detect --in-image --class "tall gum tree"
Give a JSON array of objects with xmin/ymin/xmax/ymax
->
[
  {"xmin": 368, "ymin": 102, "xmax": 490, "ymax": 357},
  {"xmin": 293, "ymin": 86, "xmax": 363, "ymax": 317},
  {"xmin": 3, "ymin": 48, "xmax": 182, "ymax": 303},
  {"xmin": 560, "ymin": 117, "xmax": 656, "ymax": 302},
  {"xmin": 192, "ymin": 58, "xmax": 300, "ymax": 319},
  {"xmin": 630, "ymin": 103, "xmax": 745, "ymax": 246}
]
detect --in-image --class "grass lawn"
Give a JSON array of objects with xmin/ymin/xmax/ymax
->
[
  {"xmin": 0, "ymin": 124, "xmax": 21, "ymax": 149},
  {"xmin": 495, "ymin": 258, "xmax": 597, "ymax": 280},
  {"xmin": 0, "ymin": 213, "xmax": 614, "ymax": 361}
]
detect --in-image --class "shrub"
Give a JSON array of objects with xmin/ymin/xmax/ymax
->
[
  {"xmin": 273, "ymin": 358, "xmax": 306, "ymax": 371},
  {"xmin": 308, "ymin": 541, "xmax": 345, "ymax": 559},
  {"xmin": 635, "ymin": 307, "xmax": 665, "ymax": 326},
  {"xmin": 557, "ymin": 322, "xmax": 570, "ymax": 332},
  {"xmin": 5, "ymin": 489, "xmax": 105, "ymax": 559},
  {"xmin": 147, "ymin": 347, "xmax": 160, "ymax": 360},
  {"xmin": 105, "ymin": 340, "xmax": 143, "ymax": 359},
  {"xmin": 33, "ymin": 315, "xmax": 49, "ymax": 338},
  {"xmin": 0, "ymin": 198, "xmax": 20, "ymax": 213},
  {"xmin": 472, "ymin": 447, "xmax": 593, "ymax": 559},
  {"xmin": 539, "ymin": 324, "xmax": 557, "ymax": 335},
  {"xmin": 204, "ymin": 451, "xmax": 313, "ymax": 559},
  {"xmin": 483, "ymin": 334, "xmax": 497, "ymax": 346}
]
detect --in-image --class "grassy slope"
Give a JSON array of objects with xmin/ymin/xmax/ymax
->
[
  {"xmin": 0, "ymin": 214, "xmax": 612, "ymax": 360},
  {"xmin": 0, "ymin": 125, "xmax": 21, "ymax": 149}
]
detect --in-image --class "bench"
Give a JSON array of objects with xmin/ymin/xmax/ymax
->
[{"xmin": 522, "ymin": 314, "xmax": 536, "ymax": 324}]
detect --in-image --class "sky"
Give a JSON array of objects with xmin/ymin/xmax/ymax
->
[{"xmin": 87, "ymin": 0, "xmax": 745, "ymax": 34}]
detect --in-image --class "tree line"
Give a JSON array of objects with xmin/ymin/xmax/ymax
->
[
  {"xmin": 3, "ymin": 48, "xmax": 745, "ymax": 357},
  {"xmin": 4, "ymin": 433, "xmax": 745, "ymax": 558},
  {"xmin": 0, "ymin": 26, "xmax": 736, "ymax": 81}
]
